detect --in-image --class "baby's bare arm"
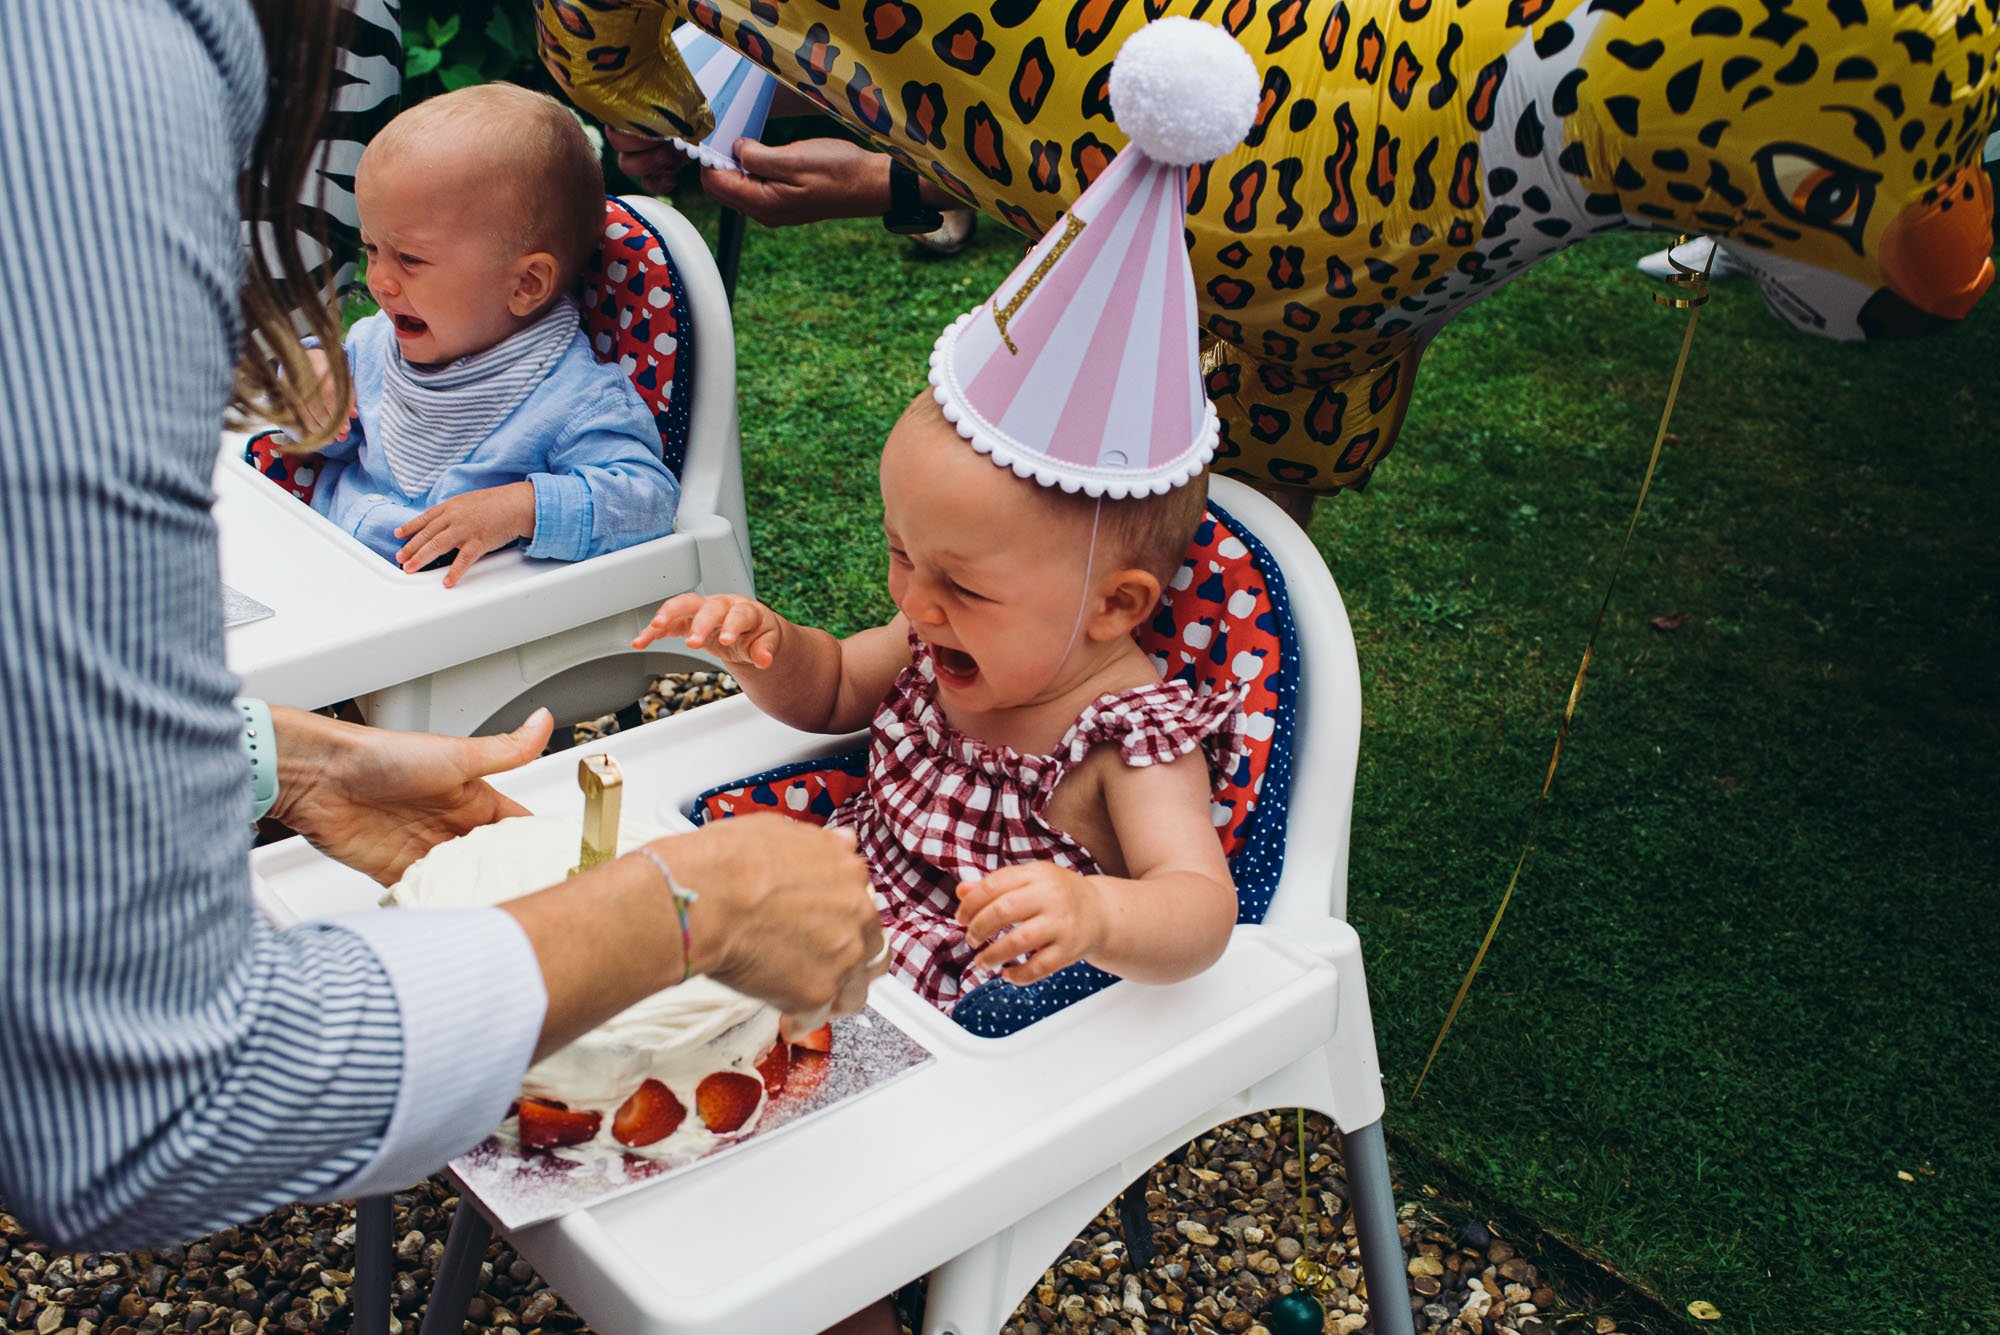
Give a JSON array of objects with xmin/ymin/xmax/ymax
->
[
  {"xmin": 957, "ymin": 752, "xmax": 1237, "ymax": 986},
  {"xmin": 1074, "ymin": 753, "xmax": 1238, "ymax": 981},
  {"xmin": 634, "ymin": 599, "xmax": 908, "ymax": 734}
]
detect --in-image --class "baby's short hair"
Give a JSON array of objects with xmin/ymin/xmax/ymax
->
[
  {"xmin": 905, "ymin": 393, "xmax": 1208, "ymax": 586},
  {"xmin": 370, "ymin": 83, "xmax": 604, "ymax": 294},
  {"xmin": 1052, "ymin": 462, "xmax": 1209, "ymax": 588}
]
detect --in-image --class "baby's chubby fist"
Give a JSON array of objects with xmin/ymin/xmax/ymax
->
[
  {"xmin": 633, "ymin": 592, "xmax": 787, "ymax": 669},
  {"xmin": 955, "ymin": 862, "xmax": 1108, "ymax": 985}
]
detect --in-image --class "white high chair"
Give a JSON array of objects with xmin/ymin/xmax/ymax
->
[
  {"xmin": 215, "ymin": 194, "xmax": 753, "ymax": 736},
  {"xmin": 248, "ymin": 476, "xmax": 1412, "ymax": 1335}
]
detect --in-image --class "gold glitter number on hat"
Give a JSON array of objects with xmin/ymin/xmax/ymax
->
[{"xmin": 994, "ymin": 214, "xmax": 1085, "ymax": 355}]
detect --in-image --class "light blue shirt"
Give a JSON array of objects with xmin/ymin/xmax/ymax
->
[
  {"xmin": 0, "ymin": 0, "xmax": 546, "ymax": 1247},
  {"xmin": 312, "ymin": 313, "xmax": 680, "ymax": 564}
]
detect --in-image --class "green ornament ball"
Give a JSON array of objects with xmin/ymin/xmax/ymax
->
[{"xmin": 1264, "ymin": 1287, "xmax": 1326, "ymax": 1335}]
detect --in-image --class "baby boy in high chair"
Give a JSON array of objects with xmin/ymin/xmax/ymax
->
[{"xmin": 305, "ymin": 83, "xmax": 678, "ymax": 586}]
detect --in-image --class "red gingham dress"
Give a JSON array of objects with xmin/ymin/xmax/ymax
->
[{"xmin": 827, "ymin": 632, "xmax": 1250, "ymax": 1012}]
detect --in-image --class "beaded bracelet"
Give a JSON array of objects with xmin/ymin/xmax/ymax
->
[{"xmin": 634, "ymin": 846, "xmax": 701, "ymax": 985}]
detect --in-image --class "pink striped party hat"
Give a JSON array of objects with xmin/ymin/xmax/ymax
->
[
  {"xmin": 669, "ymin": 25, "xmax": 778, "ymax": 173},
  {"xmin": 929, "ymin": 18, "xmax": 1258, "ymax": 498}
]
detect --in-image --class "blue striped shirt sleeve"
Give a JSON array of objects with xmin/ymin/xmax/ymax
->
[{"xmin": 0, "ymin": 0, "xmax": 544, "ymax": 1247}]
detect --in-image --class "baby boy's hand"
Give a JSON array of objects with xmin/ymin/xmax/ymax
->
[
  {"xmin": 394, "ymin": 481, "xmax": 537, "ymax": 588},
  {"xmin": 632, "ymin": 592, "xmax": 787, "ymax": 669},
  {"xmin": 956, "ymin": 863, "xmax": 1109, "ymax": 986}
]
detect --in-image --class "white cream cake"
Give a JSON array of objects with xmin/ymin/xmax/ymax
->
[{"xmin": 388, "ymin": 814, "xmax": 784, "ymax": 1160}]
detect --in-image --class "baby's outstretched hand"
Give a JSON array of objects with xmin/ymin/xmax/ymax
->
[
  {"xmin": 633, "ymin": 592, "xmax": 786, "ymax": 669},
  {"xmin": 394, "ymin": 482, "xmax": 536, "ymax": 587},
  {"xmin": 956, "ymin": 863, "xmax": 1108, "ymax": 986}
]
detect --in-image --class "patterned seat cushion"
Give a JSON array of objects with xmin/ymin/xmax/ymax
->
[
  {"xmin": 690, "ymin": 499, "xmax": 1300, "ymax": 1036},
  {"xmin": 244, "ymin": 196, "xmax": 694, "ymax": 500},
  {"xmin": 578, "ymin": 197, "xmax": 694, "ymax": 477}
]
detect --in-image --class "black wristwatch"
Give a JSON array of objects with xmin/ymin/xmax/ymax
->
[{"xmin": 883, "ymin": 160, "xmax": 946, "ymax": 235}]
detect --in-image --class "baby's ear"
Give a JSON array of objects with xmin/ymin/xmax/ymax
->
[
  {"xmin": 508, "ymin": 251, "xmax": 562, "ymax": 316},
  {"xmin": 1088, "ymin": 568, "xmax": 1164, "ymax": 641}
]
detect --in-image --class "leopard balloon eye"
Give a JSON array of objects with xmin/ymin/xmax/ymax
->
[{"xmin": 1754, "ymin": 144, "xmax": 1879, "ymax": 252}]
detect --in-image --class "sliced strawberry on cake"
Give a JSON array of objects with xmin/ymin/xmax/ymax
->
[
  {"xmin": 695, "ymin": 1071, "xmax": 764, "ymax": 1133},
  {"xmin": 516, "ymin": 1096, "xmax": 602, "ymax": 1149},
  {"xmin": 611, "ymin": 1078, "xmax": 687, "ymax": 1148},
  {"xmin": 790, "ymin": 1023, "xmax": 833, "ymax": 1053},
  {"xmin": 755, "ymin": 1040, "xmax": 790, "ymax": 1095}
]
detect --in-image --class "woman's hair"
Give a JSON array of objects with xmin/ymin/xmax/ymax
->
[{"xmin": 232, "ymin": 0, "xmax": 352, "ymax": 450}]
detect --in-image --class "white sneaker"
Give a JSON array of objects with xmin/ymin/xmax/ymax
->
[
  {"xmin": 910, "ymin": 207, "xmax": 976, "ymax": 256},
  {"xmin": 1635, "ymin": 235, "xmax": 1749, "ymax": 281}
]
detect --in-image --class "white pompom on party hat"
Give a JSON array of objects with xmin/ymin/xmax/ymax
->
[
  {"xmin": 928, "ymin": 18, "xmax": 1259, "ymax": 497},
  {"xmin": 669, "ymin": 26, "xmax": 779, "ymax": 174}
]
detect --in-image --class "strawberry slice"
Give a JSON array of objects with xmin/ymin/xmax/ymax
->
[
  {"xmin": 790, "ymin": 1023, "xmax": 833, "ymax": 1054},
  {"xmin": 786, "ymin": 1051, "xmax": 830, "ymax": 1102},
  {"xmin": 611, "ymin": 1078, "xmax": 687, "ymax": 1148},
  {"xmin": 756, "ymin": 1040, "xmax": 790, "ymax": 1096},
  {"xmin": 696, "ymin": 1071, "xmax": 764, "ymax": 1133},
  {"xmin": 516, "ymin": 1096, "xmax": 601, "ymax": 1149}
]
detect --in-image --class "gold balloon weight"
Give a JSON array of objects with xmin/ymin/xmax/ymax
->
[{"xmin": 1263, "ymin": 1110, "xmax": 1337, "ymax": 1335}]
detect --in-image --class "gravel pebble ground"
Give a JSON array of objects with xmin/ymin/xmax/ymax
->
[
  {"xmin": 0, "ymin": 678, "xmax": 1645, "ymax": 1335},
  {"xmin": 0, "ymin": 1111, "xmax": 1633, "ymax": 1335}
]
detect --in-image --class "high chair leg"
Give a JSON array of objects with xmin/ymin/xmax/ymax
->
[
  {"xmin": 1340, "ymin": 1118, "xmax": 1416, "ymax": 1335},
  {"xmin": 417, "ymin": 1198, "xmax": 493, "ymax": 1335},
  {"xmin": 353, "ymin": 1195, "xmax": 392, "ymax": 1335}
]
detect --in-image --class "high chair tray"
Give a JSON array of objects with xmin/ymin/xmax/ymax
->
[
  {"xmin": 213, "ymin": 434, "xmax": 727, "ymax": 710},
  {"xmin": 249, "ymin": 697, "xmax": 1354, "ymax": 1335}
]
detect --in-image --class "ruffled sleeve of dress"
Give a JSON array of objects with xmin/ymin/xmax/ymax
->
[{"xmin": 1059, "ymin": 677, "xmax": 1252, "ymax": 793}]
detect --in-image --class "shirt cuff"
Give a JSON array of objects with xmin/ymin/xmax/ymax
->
[
  {"xmin": 318, "ymin": 907, "xmax": 547, "ymax": 1198},
  {"xmin": 526, "ymin": 472, "xmax": 590, "ymax": 561}
]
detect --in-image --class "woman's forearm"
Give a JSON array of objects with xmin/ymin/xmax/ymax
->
[
  {"xmin": 502, "ymin": 816, "xmax": 885, "ymax": 1057},
  {"xmin": 499, "ymin": 851, "xmax": 696, "ymax": 1060}
]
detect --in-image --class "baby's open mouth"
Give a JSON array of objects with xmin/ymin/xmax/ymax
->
[
  {"xmin": 390, "ymin": 313, "xmax": 428, "ymax": 336},
  {"xmin": 933, "ymin": 644, "xmax": 979, "ymax": 688}
]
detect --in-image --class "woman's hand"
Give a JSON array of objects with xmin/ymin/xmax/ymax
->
[
  {"xmin": 701, "ymin": 138, "xmax": 895, "ymax": 226},
  {"xmin": 956, "ymin": 862, "xmax": 1110, "ymax": 985},
  {"xmin": 501, "ymin": 813, "xmax": 885, "ymax": 1060},
  {"xmin": 665, "ymin": 815, "xmax": 886, "ymax": 1031},
  {"xmin": 269, "ymin": 706, "xmax": 555, "ymax": 886},
  {"xmin": 605, "ymin": 127, "xmax": 689, "ymax": 195}
]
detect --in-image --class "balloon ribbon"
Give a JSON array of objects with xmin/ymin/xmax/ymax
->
[{"xmin": 1410, "ymin": 240, "xmax": 1713, "ymax": 1100}]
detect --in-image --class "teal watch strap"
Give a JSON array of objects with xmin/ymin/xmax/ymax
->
[{"xmin": 237, "ymin": 697, "xmax": 280, "ymax": 822}]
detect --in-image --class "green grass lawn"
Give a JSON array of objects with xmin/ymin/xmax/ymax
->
[{"xmin": 679, "ymin": 194, "xmax": 1999, "ymax": 1334}]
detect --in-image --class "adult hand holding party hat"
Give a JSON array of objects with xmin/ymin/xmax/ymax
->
[
  {"xmin": 667, "ymin": 24, "xmax": 779, "ymax": 174},
  {"xmin": 928, "ymin": 18, "xmax": 1258, "ymax": 499}
]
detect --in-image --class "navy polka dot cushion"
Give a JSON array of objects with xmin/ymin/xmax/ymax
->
[
  {"xmin": 689, "ymin": 500, "xmax": 1299, "ymax": 1036},
  {"xmin": 245, "ymin": 197, "xmax": 695, "ymax": 495}
]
